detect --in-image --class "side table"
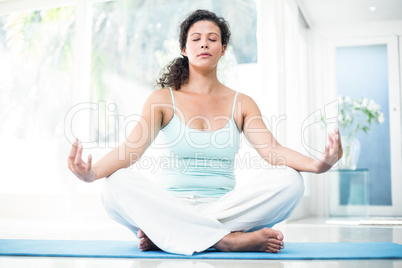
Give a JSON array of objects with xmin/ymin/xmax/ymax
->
[{"xmin": 328, "ymin": 169, "xmax": 369, "ymax": 217}]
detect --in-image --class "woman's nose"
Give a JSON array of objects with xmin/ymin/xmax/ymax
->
[{"xmin": 201, "ymin": 44, "xmax": 208, "ymax": 49}]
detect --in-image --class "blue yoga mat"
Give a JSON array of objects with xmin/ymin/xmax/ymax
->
[{"xmin": 1, "ymin": 239, "xmax": 401, "ymax": 259}]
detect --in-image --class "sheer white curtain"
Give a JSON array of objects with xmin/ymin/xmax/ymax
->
[{"xmin": 256, "ymin": 0, "xmax": 312, "ymax": 219}]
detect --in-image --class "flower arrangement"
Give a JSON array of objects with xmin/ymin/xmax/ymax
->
[
  {"xmin": 337, "ymin": 95, "xmax": 385, "ymax": 141},
  {"xmin": 319, "ymin": 96, "xmax": 384, "ymax": 169},
  {"xmin": 335, "ymin": 95, "xmax": 384, "ymax": 169}
]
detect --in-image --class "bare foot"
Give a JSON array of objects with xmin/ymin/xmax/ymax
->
[
  {"xmin": 214, "ymin": 228, "xmax": 285, "ymax": 253},
  {"xmin": 138, "ymin": 229, "xmax": 160, "ymax": 251}
]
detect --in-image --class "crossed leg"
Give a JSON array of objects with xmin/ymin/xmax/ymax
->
[
  {"xmin": 103, "ymin": 167, "xmax": 303, "ymax": 255},
  {"xmin": 138, "ymin": 228, "xmax": 284, "ymax": 253}
]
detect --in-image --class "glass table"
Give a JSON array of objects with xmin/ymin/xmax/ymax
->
[{"xmin": 327, "ymin": 169, "xmax": 369, "ymax": 217}]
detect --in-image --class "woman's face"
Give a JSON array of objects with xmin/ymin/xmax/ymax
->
[{"xmin": 182, "ymin": 20, "xmax": 226, "ymax": 70}]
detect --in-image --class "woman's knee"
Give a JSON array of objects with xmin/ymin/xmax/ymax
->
[
  {"xmin": 101, "ymin": 169, "xmax": 136, "ymax": 202},
  {"xmin": 102, "ymin": 169, "xmax": 125, "ymax": 195},
  {"xmin": 103, "ymin": 168, "xmax": 144, "ymax": 188},
  {"xmin": 280, "ymin": 167, "xmax": 304, "ymax": 200},
  {"xmin": 250, "ymin": 167, "xmax": 304, "ymax": 201},
  {"xmin": 102, "ymin": 169, "xmax": 153, "ymax": 201}
]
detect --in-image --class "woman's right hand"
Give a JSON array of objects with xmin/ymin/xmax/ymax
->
[{"xmin": 68, "ymin": 139, "xmax": 97, "ymax": 183}]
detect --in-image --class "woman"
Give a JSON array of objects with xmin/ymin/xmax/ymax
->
[{"xmin": 68, "ymin": 9, "xmax": 342, "ymax": 255}]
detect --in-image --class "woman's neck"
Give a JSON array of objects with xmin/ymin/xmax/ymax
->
[{"xmin": 184, "ymin": 66, "xmax": 221, "ymax": 94}]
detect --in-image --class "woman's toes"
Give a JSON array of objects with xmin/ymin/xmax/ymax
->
[
  {"xmin": 267, "ymin": 246, "xmax": 278, "ymax": 253},
  {"xmin": 139, "ymin": 243, "xmax": 147, "ymax": 251},
  {"xmin": 275, "ymin": 230, "xmax": 284, "ymax": 241},
  {"xmin": 139, "ymin": 238, "xmax": 147, "ymax": 250},
  {"xmin": 138, "ymin": 229, "xmax": 146, "ymax": 239}
]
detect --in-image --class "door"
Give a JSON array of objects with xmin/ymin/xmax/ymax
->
[{"xmin": 331, "ymin": 36, "xmax": 402, "ymax": 216}]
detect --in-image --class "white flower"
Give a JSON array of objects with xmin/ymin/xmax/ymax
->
[
  {"xmin": 367, "ymin": 100, "xmax": 380, "ymax": 112},
  {"xmin": 378, "ymin": 113, "xmax": 385, "ymax": 123},
  {"xmin": 334, "ymin": 95, "xmax": 384, "ymax": 136},
  {"xmin": 361, "ymin": 98, "xmax": 368, "ymax": 107},
  {"xmin": 352, "ymin": 100, "xmax": 361, "ymax": 108}
]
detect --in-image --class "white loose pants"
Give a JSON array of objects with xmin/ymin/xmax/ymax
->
[{"xmin": 101, "ymin": 167, "xmax": 304, "ymax": 255}]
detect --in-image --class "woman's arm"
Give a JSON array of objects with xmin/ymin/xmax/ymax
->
[
  {"xmin": 68, "ymin": 90, "xmax": 165, "ymax": 182},
  {"xmin": 242, "ymin": 95, "xmax": 342, "ymax": 174}
]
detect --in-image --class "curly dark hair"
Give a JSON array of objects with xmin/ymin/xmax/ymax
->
[{"xmin": 156, "ymin": 9, "xmax": 231, "ymax": 90}]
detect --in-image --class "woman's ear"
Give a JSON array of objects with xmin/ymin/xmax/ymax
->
[
  {"xmin": 182, "ymin": 47, "xmax": 187, "ymax": 57},
  {"xmin": 221, "ymin": 44, "xmax": 227, "ymax": 56}
]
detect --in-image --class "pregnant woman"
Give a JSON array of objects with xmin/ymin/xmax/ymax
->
[{"xmin": 68, "ymin": 9, "xmax": 342, "ymax": 255}]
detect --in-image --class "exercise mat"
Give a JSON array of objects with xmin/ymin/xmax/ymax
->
[{"xmin": 1, "ymin": 240, "xmax": 402, "ymax": 259}]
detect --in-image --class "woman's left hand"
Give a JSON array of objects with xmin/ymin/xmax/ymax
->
[{"xmin": 315, "ymin": 128, "xmax": 343, "ymax": 173}]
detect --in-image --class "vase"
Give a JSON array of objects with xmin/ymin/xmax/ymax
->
[{"xmin": 339, "ymin": 136, "xmax": 361, "ymax": 170}]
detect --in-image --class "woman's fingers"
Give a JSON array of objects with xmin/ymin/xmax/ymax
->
[
  {"xmin": 334, "ymin": 128, "xmax": 341, "ymax": 145},
  {"xmin": 327, "ymin": 128, "xmax": 341, "ymax": 156},
  {"xmin": 75, "ymin": 143, "xmax": 85, "ymax": 172},
  {"xmin": 331, "ymin": 130, "xmax": 341, "ymax": 156},
  {"xmin": 68, "ymin": 139, "xmax": 79, "ymax": 171},
  {"xmin": 324, "ymin": 144, "xmax": 330, "ymax": 162},
  {"xmin": 325, "ymin": 129, "xmax": 344, "ymax": 166},
  {"xmin": 69, "ymin": 139, "xmax": 78, "ymax": 161},
  {"xmin": 335, "ymin": 129, "xmax": 343, "ymax": 158},
  {"xmin": 87, "ymin": 155, "xmax": 92, "ymax": 171},
  {"xmin": 334, "ymin": 127, "xmax": 340, "ymax": 135},
  {"xmin": 328, "ymin": 133, "xmax": 334, "ymax": 149},
  {"xmin": 317, "ymin": 129, "xmax": 343, "ymax": 173},
  {"xmin": 67, "ymin": 139, "xmax": 95, "ymax": 182}
]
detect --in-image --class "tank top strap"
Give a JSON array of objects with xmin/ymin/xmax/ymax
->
[
  {"xmin": 231, "ymin": 91, "xmax": 239, "ymax": 119},
  {"xmin": 168, "ymin": 87, "xmax": 176, "ymax": 113}
]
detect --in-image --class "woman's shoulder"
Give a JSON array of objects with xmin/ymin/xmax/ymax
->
[
  {"xmin": 236, "ymin": 91, "xmax": 253, "ymax": 101},
  {"xmin": 145, "ymin": 87, "xmax": 172, "ymax": 104},
  {"xmin": 140, "ymin": 88, "xmax": 174, "ymax": 117},
  {"xmin": 231, "ymin": 90, "xmax": 261, "ymax": 117},
  {"xmin": 231, "ymin": 90, "xmax": 258, "ymax": 107}
]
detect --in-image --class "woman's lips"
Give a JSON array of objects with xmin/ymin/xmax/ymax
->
[{"xmin": 198, "ymin": 53, "xmax": 211, "ymax": 58}]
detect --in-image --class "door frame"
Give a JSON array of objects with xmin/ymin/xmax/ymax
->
[{"xmin": 325, "ymin": 35, "xmax": 402, "ymax": 216}]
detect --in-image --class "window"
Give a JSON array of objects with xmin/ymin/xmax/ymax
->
[
  {"xmin": 89, "ymin": 0, "xmax": 258, "ymax": 146},
  {"xmin": 0, "ymin": 0, "xmax": 258, "ymax": 216},
  {"xmin": 0, "ymin": 6, "xmax": 76, "ymax": 194}
]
